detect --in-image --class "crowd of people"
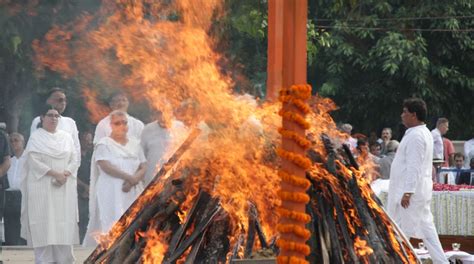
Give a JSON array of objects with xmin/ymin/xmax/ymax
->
[
  {"xmin": 0, "ymin": 88, "xmax": 472, "ymax": 264},
  {"xmin": 0, "ymin": 88, "xmax": 191, "ymax": 263},
  {"xmin": 341, "ymin": 118, "xmax": 474, "ymax": 186},
  {"xmin": 341, "ymin": 98, "xmax": 473, "ymax": 264}
]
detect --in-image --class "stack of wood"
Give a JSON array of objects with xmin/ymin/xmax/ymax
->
[{"xmin": 85, "ymin": 131, "xmax": 420, "ymax": 263}]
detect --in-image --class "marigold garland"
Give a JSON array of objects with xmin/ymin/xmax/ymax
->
[
  {"xmin": 289, "ymin": 84, "xmax": 311, "ymax": 100},
  {"xmin": 278, "ymin": 95, "xmax": 312, "ymax": 114},
  {"xmin": 279, "ymin": 110, "xmax": 310, "ymax": 129},
  {"xmin": 277, "ymin": 256, "xmax": 309, "ymax": 264},
  {"xmin": 278, "ymin": 128, "xmax": 311, "ymax": 149},
  {"xmin": 276, "ymin": 207, "xmax": 311, "ymax": 223},
  {"xmin": 278, "ymin": 171, "xmax": 311, "ymax": 190},
  {"xmin": 278, "ymin": 190, "xmax": 310, "ymax": 203},
  {"xmin": 276, "ymin": 148, "xmax": 312, "ymax": 170},
  {"xmin": 278, "ymin": 84, "xmax": 312, "ymax": 262},
  {"xmin": 277, "ymin": 224, "xmax": 311, "ymax": 240},
  {"xmin": 276, "ymin": 239, "xmax": 311, "ymax": 255}
]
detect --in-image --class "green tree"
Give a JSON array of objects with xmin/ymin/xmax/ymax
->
[
  {"xmin": 219, "ymin": 0, "xmax": 473, "ymax": 139},
  {"xmin": 0, "ymin": 1, "xmax": 100, "ymax": 135}
]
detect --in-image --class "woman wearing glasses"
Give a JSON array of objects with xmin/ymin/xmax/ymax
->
[
  {"xmin": 84, "ymin": 110, "xmax": 146, "ymax": 246},
  {"xmin": 20, "ymin": 104, "xmax": 80, "ymax": 263}
]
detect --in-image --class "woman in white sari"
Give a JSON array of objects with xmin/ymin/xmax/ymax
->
[
  {"xmin": 84, "ymin": 110, "xmax": 146, "ymax": 246},
  {"xmin": 20, "ymin": 104, "xmax": 80, "ymax": 264}
]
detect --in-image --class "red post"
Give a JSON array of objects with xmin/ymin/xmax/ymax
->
[{"xmin": 269, "ymin": 0, "xmax": 310, "ymax": 262}]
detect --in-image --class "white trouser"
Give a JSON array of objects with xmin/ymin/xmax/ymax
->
[
  {"xmin": 419, "ymin": 221, "xmax": 449, "ymax": 264},
  {"xmin": 34, "ymin": 245, "xmax": 75, "ymax": 264}
]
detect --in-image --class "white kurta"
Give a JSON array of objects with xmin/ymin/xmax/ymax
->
[
  {"xmin": 465, "ymin": 138, "xmax": 474, "ymax": 167},
  {"xmin": 7, "ymin": 156, "xmax": 23, "ymax": 190},
  {"xmin": 140, "ymin": 120, "xmax": 188, "ymax": 185},
  {"xmin": 20, "ymin": 129, "xmax": 80, "ymax": 247},
  {"xmin": 84, "ymin": 137, "xmax": 145, "ymax": 246},
  {"xmin": 431, "ymin": 128, "xmax": 443, "ymax": 160},
  {"xmin": 30, "ymin": 115, "xmax": 81, "ymax": 165},
  {"xmin": 387, "ymin": 124, "xmax": 434, "ymax": 238},
  {"xmin": 93, "ymin": 114, "xmax": 144, "ymax": 145}
]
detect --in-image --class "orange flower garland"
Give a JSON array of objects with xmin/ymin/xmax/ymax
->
[
  {"xmin": 276, "ymin": 207, "xmax": 311, "ymax": 223},
  {"xmin": 278, "ymin": 128, "xmax": 312, "ymax": 149},
  {"xmin": 276, "ymin": 148, "xmax": 312, "ymax": 170},
  {"xmin": 279, "ymin": 110, "xmax": 311, "ymax": 129},
  {"xmin": 277, "ymin": 84, "xmax": 312, "ymax": 264}
]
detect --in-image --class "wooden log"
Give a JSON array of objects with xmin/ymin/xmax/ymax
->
[
  {"xmin": 163, "ymin": 204, "xmax": 222, "ymax": 263},
  {"xmin": 229, "ymin": 234, "xmax": 245, "ymax": 264},
  {"xmin": 166, "ymin": 191, "xmax": 211, "ymax": 257},
  {"xmin": 196, "ymin": 212, "xmax": 231, "ymax": 263},
  {"xmin": 244, "ymin": 210, "xmax": 257, "ymax": 258},
  {"xmin": 184, "ymin": 229, "xmax": 207, "ymax": 264}
]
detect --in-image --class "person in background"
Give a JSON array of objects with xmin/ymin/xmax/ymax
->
[
  {"xmin": 377, "ymin": 140, "xmax": 399, "ymax": 179},
  {"xmin": 440, "ymin": 153, "xmax": 466, "ymax": 185},
  {"xmin": 457, "ymin": 157, "xmax": 474, "ymax": 185},
  {"xmin": 30, "ymin": 88, "xmax": 81, "ymax": 166},
  {"xmin": 380, "ymin": 127, "xmax": 392, "ymax": 156},
  {"xmin": 369, "ymin": 142, "xmax": 382, "ymax": 158},
  {"xmin": 21, "ymin": 104, "xmax": 80, "ymax": 263},
  {"xmin": 0, "ymin": 125, "xmax": 11, "ymax": 244},
  {"xmin": 464, "ymin": 137, "xmax": 474, "ymax": 168},
  {"xmin": 4, "ymin": 132, "xmax": 26, "ymax": 245},
  {"xmin": 431, "ymin": 117, "xmax": 449, "ymax": 161},
  {"xmin": 77, "ymin": 131, "xmax": 93, "ymax": 243},
  {"xmin": 341, "ymin": 123, "xmax": 357, "ymax": 152},
  {"xmin": 85, "ymin": 111, "xmax": 146, "ymax": 246},
  {"xmin": 141, "ymin": 107, "xmax": 187, "ymax": 186},
  {"xmin": 387, "ymin": 98, "xmax": 448, "ymax": 264},
  {"xmin": 93, "ymin": 91, "xmax": 144, "ymax": 145},
  {"xmin": 442, "ymin": 137, "xmax": 455, "ymax": 168}
]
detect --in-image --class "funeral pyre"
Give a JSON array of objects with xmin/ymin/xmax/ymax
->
[{"xmin": 26, "ymin": 0, "xmax": 420, "ymax": 263}]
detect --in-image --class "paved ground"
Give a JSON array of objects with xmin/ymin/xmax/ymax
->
[{"xmin": 1, "ymin": 246, "xmax": 94, "ymax": 263}]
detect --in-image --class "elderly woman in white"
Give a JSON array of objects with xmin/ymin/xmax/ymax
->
[
  {"xmin": 84, "ymin": 110, "xmax": 146, "ymax": 246},
  {"xmin": 21, "ymin": 104, "xmax": 80, "ymax": 263}
]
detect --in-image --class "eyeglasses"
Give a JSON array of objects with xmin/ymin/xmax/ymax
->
[
  {"xmin": 112, "ymin": 120, "xmax": 128, "ymax": 126},
  {"xmin": 45, "ymin": 113, "xmax": 61, "ymax": 118}
]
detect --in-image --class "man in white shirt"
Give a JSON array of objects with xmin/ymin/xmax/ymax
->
[
  {"xmin": 141, "ymin": 109, "xmax": 187, "ymax": 185},
  {"xmin": 93, "ymin": 92, "xmax": 144, "ymax": 144},
  {"xmin": 30, "ymin": 88, "xmax": 80, "ymax": 165},
  {"xmin": 431, "ymin": 117, "xmax": 449, "ymax": 161},
  {"xmin": 464, "ymin": 138, "xmax": 474, "ymax": 167},
  {"xmin": 387, "ymin": 98, "xmax": 448, "ymax": 264},
  {"xmin": 4, "ymin": 132, "xmax": 26, "ymax": 245}
]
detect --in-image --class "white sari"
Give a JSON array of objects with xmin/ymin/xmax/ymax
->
[{"xmin": 84, "ymin": 136, "xmax": 145, "ymax": 246}]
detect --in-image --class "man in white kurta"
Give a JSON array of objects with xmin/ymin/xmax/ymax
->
[
  {"xmin": 387, "ymin": 98, "xmax": 448, "ymax": 264},
  {"xmin": 30, "ymin": 89, "xmax": 81, "ymax": 165},
  {"xmin": 21, "ymin": 128, "xmax": 80, "ymax": 263},
  {"xmin": 141, "ymin": 118, "xmax": 188, "ymax": 185},
  {"xmin": 93, "ymin": 92, "xmax": 144, "ymax": 145},
  {"xmin": 84, "ymin": 123, "xmax": 146, "ymax": 246}
]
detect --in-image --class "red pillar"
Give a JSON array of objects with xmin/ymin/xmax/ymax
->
[{"xmin": 268, "ymin": 0, "xmax": 309, "ymax": 262}]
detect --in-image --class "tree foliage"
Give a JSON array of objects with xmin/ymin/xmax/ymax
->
[{"xmin": 220, "ymin": 0, "xmax": 473, "ymax": 139}]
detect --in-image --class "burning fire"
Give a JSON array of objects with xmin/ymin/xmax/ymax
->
[{"xmin": 30, "ymin": 0, "xmax": 417, "ymax": 262}]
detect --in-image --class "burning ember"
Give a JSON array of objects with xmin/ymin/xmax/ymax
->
[{"xmin": 31, "ymin": 0, "xmax": 420, "ymax": 263}]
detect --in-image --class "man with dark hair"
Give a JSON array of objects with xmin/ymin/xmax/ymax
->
[
  {"xmin": 457, "ymin": 157, "xmax": 474, "ymax": 185},
  {"xmin": 30, "ymin": 88, "xmax": 80, "ymax": 164},
  {"xmin": 388, "ymin": 98, "xmax": 448, "ymax": 264},
  {"xmin": 380, "ymin": 127, "xmax": 392, "ymax": 155},
  {"xmin": 431, "ymin": 117, "xmax": 449, "ymax": 161}
]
